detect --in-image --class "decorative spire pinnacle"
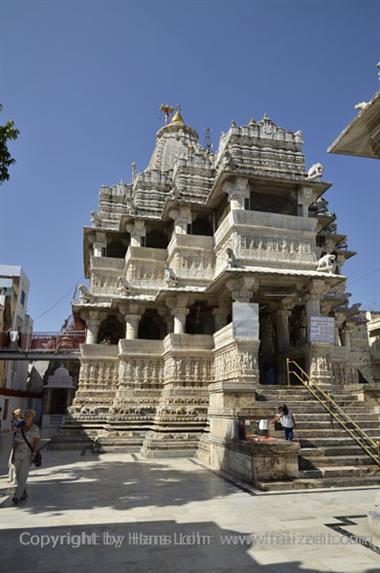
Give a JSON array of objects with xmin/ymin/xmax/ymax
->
[{"xmin": 171, "ymin": 104, "xmax": 184, "ymax": 124}]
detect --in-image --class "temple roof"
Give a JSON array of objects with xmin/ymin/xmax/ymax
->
[
  {"xmin": 328, "ymin": 91, "xmax": 380, "ymax": 159},
  {"xmin": 147, "ymin": 111, "xmax": 199, "ymax": 172}
]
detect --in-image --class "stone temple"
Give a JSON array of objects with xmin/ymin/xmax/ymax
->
[{"xmin": 55, "ymin": 107, "xmax": 379, "ymax": 486}]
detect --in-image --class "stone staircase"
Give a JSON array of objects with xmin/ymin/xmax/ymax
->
[{"xmin": 255, "ymin": 386, "xmax": 380, "ymax": 491}]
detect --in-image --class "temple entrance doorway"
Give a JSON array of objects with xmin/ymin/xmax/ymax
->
[{"xmin": 258, "ymin": 307, "xmax": 278, "ymax": 385}]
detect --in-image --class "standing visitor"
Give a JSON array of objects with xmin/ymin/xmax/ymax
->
[
  {"xmin": 8, "ymin": 408, "xmax": 24, "ymax": 484},
  {"xmin": 273, "ymin": 404, "xmax": 296, "ymax": 441},
  {"xmin": 11, "ymin": 409, "xmax": 40, "ymax": 504}
]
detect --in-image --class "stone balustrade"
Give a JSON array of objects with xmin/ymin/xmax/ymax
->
[
  {"xmin": 90, "ymin": 256, "xmax": 125, "ymax": 295},
  {"xmin": 215, "ymin": 209, "xmax": 317, "ymax": 273},
  {"xmin": 167, "ymin": 233, "xmax": 215, "ymax": 283},
  {"xmin": 125, "ymin": 246, "xmax": 167, "ymax": 288}
]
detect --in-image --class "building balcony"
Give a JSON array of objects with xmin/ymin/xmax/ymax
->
[
  {"xmin": 167, "ymin": 233, "xmax": 215, "ymax": 284},
  {"xmin": 215, "ymin": 209, "xmax": 318, "ymax": 273},
  {"xmin": 90, "ymin": 256, "xmax": 125, "ymax": 295},
  {"xmin": 125, "ymin": 246, "xmax": 167, "ymax": 289}
]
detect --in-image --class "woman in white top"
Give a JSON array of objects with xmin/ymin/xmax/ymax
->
[{"xmin": 273, "ymin": 404, "xmax": 296, "ymax": 441}]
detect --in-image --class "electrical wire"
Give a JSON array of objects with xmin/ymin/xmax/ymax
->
[
  {"xmin": 33, "ymin": 283, "xmax": 79, "ymax": 323},
  {"xmin": 349, "ymin": 267, "xmax": 380, "ymax": 285}
]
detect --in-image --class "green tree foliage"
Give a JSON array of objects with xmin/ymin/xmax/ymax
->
[{"xmin": 0, "ymin": 104, "xmax": 19, "ymax": 184}]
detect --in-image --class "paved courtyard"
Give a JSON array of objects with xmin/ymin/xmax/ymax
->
[{"xmin": 0, "ymin": 444, "xmax": 379, "ymax": 573}]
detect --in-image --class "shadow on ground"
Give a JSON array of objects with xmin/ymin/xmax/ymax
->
[
  {"xmin": 3, "ymin": 518, "xmax": 378, "ymax": 573},
  {"xmin": 1, "ymin": 452, "xmax": 240, "ymax": 513}
]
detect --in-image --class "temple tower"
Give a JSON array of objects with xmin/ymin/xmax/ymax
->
[{"xmin": 65, "ymin": 107, "xmax": 363, "ymax": 455}]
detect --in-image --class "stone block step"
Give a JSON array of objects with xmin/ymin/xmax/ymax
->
[
  {"xmin": 299, "ymin": 455, "xmax": 378, "ymax": 468},
  {"xmin": 257, "ymin": 391, "xmax": 360, "ymax": 401},
  {"xmin": 253, "ymin": 401, "xmax": 368, "ymax": 413},
  {"xmin": 293, "ymin": 413, "xmax": 378, "ymax": 421},
  {"xmin": 299, "ymin": 436, "xmax": 380, "ymax": 447},
  {"xmin": 294, "ymin": 420, "xmax": 379, "ymax": 429},
  {"xmin": 300, "ymin": 445, "xmax": 377, "ymax": 457},
  {"xmin": 301, "ymin": 465, "xmax": 380, "ymax": 479},
  {"xmin": 295, "ymin": 428, "xmax": 380, "ymax": 437},
  {"xmin": 256, "ymin": 473, "xmax": 380, "ymax": 491}
]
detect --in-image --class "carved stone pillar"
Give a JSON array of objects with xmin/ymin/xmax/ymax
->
[
  {"xmin": 169, "ymin": 205, "xmax": 192, "ymax": 235},
  {"xmin": 305, "ymin": 280, "xmax": 326, "ymax": 339},
  {"xmin": 173, "ymin": 307, "xmax": 189, "ymax": 334},
  {"xmin": 166, "ymin": 296, "xmax": 189, "ymax": 334},
  {"xmin": 85, "ymin": 311, "xmax": 100, "ymax": 344},
  {"xmin": 127, "ymin": 220, "xmax": 145, "ymax": 247},
  {"xmin": 223, "ymin": 177, "xmax": 250, "ymax": 210},
  {"xmin": 226, "ymin": 276, "xmax": 259, "ymax": 303},
  {"xmin": 125, "ymin": 313, "xmax": 140, "ymax": 339},
  {"xmin": 119, "ymin": 303, "xmax": 141, "ymax": 339}
]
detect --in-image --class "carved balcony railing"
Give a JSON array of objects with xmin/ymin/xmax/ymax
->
[
  {"xmin": 90, "ymin": 256, "xmax": 125, "ymax": 295},
  {"xmin": 215, "ymin": 209, "xmax": 318, "ymax": 273},
  {"xmin": 167, "ymin": 233, "xmax": 215, "ymax": 283},
  {"xmin": 125, "ymin": 246, "xmax": 167, "ymax": 289}
]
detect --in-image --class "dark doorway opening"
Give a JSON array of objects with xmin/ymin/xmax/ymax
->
[
  {"xmin": 138, "ymin": 309, "xmax": 167, "ymax": 340},
  {"xmin": 97, "ymin": 315, "xmax": 124, "ymax": 344}
]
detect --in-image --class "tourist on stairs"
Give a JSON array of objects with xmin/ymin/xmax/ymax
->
[{"xmin": 272, "ymin": 404, "xmax": 296, "ymax": 441}]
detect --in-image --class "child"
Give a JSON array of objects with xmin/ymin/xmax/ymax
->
[
  {"xmin": 273, "ymin": 404, "xmax": 296, "ymax": 441},
  {"xmin": 258, "ymin": 417, "xmax": 270, "ymax": 439},
  {"xmin": 7, "ymin": 409, "xmax": 24, "ymax": 484}
]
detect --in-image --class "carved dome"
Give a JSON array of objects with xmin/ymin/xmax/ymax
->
[{"xmin": 147, "ymin": 113, "xmax": 199, "ymax": 172}]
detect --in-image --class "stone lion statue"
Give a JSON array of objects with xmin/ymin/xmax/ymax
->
[
  {"xmin": 316, "ymin": 253, "xmax": 336, "ymax": 273},
  {"xmin": 307, "ymin": 163, "xmax": 323, "ymax": 181},
  {"xmin": 165, "ymin": 266, "xmax": 177, "ymax": 286},
  {"xmin": 78, "ymin": 284, "xmax": 94, "ymax": 302},
  {"xmin": 90, "ymin": 211, "xmax": 102, "ymax": 227},
  {"xmin": 226, "ymin": 248, "xmax": 240, "ymax": 268},
  {"xmin": 117, "ymin": 276, "xmax": 130, "ymax": 296}
]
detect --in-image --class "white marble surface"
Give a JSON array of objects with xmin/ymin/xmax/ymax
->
[{"xmin": 0, "ymin": 444, "xmax": 379, "ymax": 573}]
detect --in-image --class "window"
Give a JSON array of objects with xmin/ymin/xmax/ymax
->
[{"xmin": 20, "ymin": 290, "xmax": 26, "ymax": 306}]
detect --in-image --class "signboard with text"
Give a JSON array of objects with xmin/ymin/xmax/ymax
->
[
  {"xmin": 309, "ymin": 316, "xmax": 335, "ymax": 344},
  {"xmin": 233, "ymin": 302, "xmax": 259, "ymax": 340}
]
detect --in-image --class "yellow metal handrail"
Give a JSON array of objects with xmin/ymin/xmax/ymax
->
[{"xmin": 286, "ymin": 358, "xmax": 380, "ymax": 467}]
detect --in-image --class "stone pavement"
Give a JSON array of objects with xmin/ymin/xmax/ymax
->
[{"xmin": 0, "ymin": 442, "xmax": 379, "ymax": 573}]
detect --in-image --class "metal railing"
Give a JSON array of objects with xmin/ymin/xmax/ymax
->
[
  {"xmin": 286, "ymin": 358, "xmax": 380, "ymax": 467},
  {"xmin": 0, "ymin": 331, "xmax": 85, "ymax": 352}
]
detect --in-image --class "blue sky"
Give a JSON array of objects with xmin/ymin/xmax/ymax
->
[{"xmin": 1, "ymin": 0, "xmax": 379, "ymax": 331}]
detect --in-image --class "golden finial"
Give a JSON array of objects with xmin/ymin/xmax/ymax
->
[
  {"xmin": 171, "ymin": 104, "xmax": 184, "ymax": 124},
  {"xmin": 160, "ymin": 104, "xmax": 174, "ymax": 125}
]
